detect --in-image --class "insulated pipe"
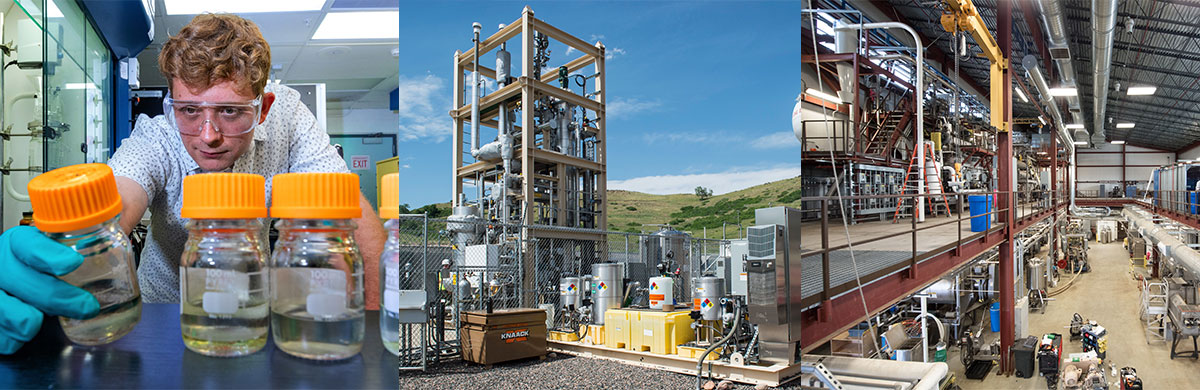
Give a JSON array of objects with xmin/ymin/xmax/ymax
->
[
  {"xmin": 1124, "ymin": 206, "xmax": 1200, "ymax": 277},
  {"xmin": 816, "ymin": 355, "xmax": 949, "ymax": 390},
  {"xmin": 838, "ymin": 22, "xmax": 924, "ymax": 221},
  {"xmin": 1022, "ymin": 55, "xmax": 1074, "ymax": 156},
  {"xmin": 470, "ymin": 22, "xmax": 481, "ymax": 156},
  {"xmin": 1092, "ymin": 0, "xmax": 1117, "ymax": 143}
]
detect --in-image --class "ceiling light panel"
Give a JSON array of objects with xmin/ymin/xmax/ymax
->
[
  {"xmin": 164, "ymin": 0, "xmax": 326, "ymax": 14},
  {"xmin": 313, "ymin": 11, "xmax": 400, "ymax": 40}
]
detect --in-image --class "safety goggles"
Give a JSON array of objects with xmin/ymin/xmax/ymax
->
[{"xmin": 164, "ymin": 94, "xmax": 263, "ymax": 136}]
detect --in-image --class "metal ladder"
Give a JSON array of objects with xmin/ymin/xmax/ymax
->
[
  {"xmin": 1141, "ymin": 280, "xmax": 1167, "ymax": 344},
  {"xmin": 892, "ymin": 142, "xmax": 952, "ymax": 223}
]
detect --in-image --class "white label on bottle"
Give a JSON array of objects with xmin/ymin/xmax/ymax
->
[
  {"xmin": 384, "ymin": 290, "xmax": 400, "ymax": 313},
  {"xmin": 307, "ymin": 268, "xmax": 348, "ymax": 318},
  {"xmin": 384, "ymin": 262, "xmax": 400, "ymax": 313},
  {"xmin": 203, "ymin": 292, "xmax": 239, "ymax": 314},
  {"xmin": 386, "ymin": 263, "xmax": 399, "ymax": 290}
]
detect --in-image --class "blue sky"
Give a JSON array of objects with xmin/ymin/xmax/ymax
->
[{"xmin": 396, "ymin": 1, "xmax": 804, "ymax": 207}]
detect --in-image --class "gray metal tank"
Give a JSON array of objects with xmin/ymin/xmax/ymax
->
[
  {"xmin": 1027, "ymin": 258, "xmax": 1046, "ymax": 291},
  {"xmin": 591, "ymin": 263, "xmax": 624, "ymax": 324},
  {"xmin": 694, "ymin": 276, "xmax": 724, "ymax": 321},
  {"xmin": 642, "ymin": 227, "xmax": 691, "ymax": 297},
  {"xmin": 560, "ymin": 277, "xmax": 582, "ymax": 309},
  {"xmin": 447, "ymin": 206, "xmax": 484, "ymax": 266}
]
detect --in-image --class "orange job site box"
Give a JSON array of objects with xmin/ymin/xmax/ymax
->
[{"xmin": 460, "ymin": 308, "xmax": 548, "ymax": 366}]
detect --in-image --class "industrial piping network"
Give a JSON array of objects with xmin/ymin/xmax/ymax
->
[
  {"xmin": 834, "ymin": 21, "xmax": 926, "ymax": 221},
  {"xmin": 1123, "ymin": 206, "xmax": 1200, "ymax": 277}
]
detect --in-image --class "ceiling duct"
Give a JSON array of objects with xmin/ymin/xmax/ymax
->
[
  {"xmin": 1092, "ymin": 0, "xmax": 1117, "ymax": 144},
  {"xmin": 1036, "ymin": 0, "xmax": 1088, "ymax": 145}
]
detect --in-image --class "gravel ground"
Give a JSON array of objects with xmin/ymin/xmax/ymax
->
[{"xmin": 399, "ymin": 353, "xmax": 804, "ymax": 390}]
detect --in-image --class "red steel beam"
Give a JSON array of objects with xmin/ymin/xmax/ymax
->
[
  {"xmin": 997, "ymin": 0, "xmax": 1015, "ymax": 374},
  {"xmin": 799, "ymin": 226, "xmax": 1007, "ymax": 351}
]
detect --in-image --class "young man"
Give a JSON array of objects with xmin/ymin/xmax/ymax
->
[{"xmin": 0, "ymin": 14, "xmax": 386, "ymax": 353}]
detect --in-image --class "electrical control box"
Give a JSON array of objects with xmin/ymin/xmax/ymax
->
[
  {"xmin": 464, "ymin": 244, "xmax": 500, "ymax": 268},
  {"xmin": 729, "ymin": 240, "xmax": 748, "ymax": 296}
]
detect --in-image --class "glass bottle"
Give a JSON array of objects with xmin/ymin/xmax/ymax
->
[
  {"xmin": 179, "ymin": 173, "xmax": 269, "ymax": 357},
  {"xmin": 27, "ymin": 163, "xmax": 142, "ymax": 345},
  {"xmin": 380, "ymin": 173, "xmax": 400, "ymax": 356},
  {"xmin": 269, "ymin": 173, "xmax": 365, "ymax": 360}
]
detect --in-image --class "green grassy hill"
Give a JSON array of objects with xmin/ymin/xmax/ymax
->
[
  {"xmin": 606, "ymin": 175, "xmax": 804, "ymax": 238},
  {"xmin": 410, "ymin": 175, "xmax": 805, "ymax": 239}
]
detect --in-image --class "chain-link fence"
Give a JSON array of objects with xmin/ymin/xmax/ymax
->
[{"xmin": 397, "ymin": 215, "xmax": 732, "ymax": 347}]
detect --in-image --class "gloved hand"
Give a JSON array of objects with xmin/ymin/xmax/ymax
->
[{"xmin": 0, "ymin": 226, "xmax": 99, "ymax": 354}]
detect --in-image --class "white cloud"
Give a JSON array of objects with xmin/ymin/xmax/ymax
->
[
  {"xmin": 565, "ymin": 46, "xmax": 577, "ymax": 56},
  {"xmin": 607, "ymin": 97, "xmax": 661, "ymax": 119},
  {"xmin": 396, "ymin": 74, "xmax": 448, "ymax": 142},
  {"xmin": 750, "ymin": 132, "xmax": 802, "ymax": 149},
  {"xmin": 608, "ymin": 166, "xmax": 803, "ymax": 195},
  {"xmin": 605, "ymin": 47, "xmax": 626, "ymax": 60},
  {"xmin": 589, "ymin": 34, "xmax": 605, "ymax": 42},
  {"xmin": 641, "ymin": 131, "xmax": 739, "ymax": 144},
  {"xmin": 401, "ymin": 164, "xmax": 411, "ymax": 169}
]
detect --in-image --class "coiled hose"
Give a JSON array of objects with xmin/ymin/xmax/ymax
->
[{"xmin": 695, "ymin": 305, "xmax": 743, "ymax": 390}]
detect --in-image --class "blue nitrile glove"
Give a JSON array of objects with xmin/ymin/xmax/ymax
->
[{"xmin": 0, "ymin": 226, "xmax": 100, "ymax": 354}]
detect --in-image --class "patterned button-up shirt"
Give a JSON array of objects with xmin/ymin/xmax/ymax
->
[{"xmin": 108, "ymin": 84, "xmax": 349, "ymax": 303}]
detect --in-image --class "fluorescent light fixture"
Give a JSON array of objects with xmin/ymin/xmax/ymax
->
[
  {"xmin": 313, "ymin": 11, "xmax": 400, "ymax": 40},
  {"xmin": 1049, "ymin": 87, "xmax": 1078, "ymax": 97},
  {"xmin": 1073, "ymin": 141, "xmax": 1088, "ymax": 145},
  {"xmin": 64, "ymin": 83, "xmax": 95, "ymax": 90},
  {"xmin": 804, "ymin": 88, "xmax": 842, "ymax": 104},
  {"xmin": 1116, "ymin": 122, "xmax": 1136, "ymax": 129},
  {"xmin": 163, "ymin": 0, "xmax": 325, "ymax": 14},
  {"xmin": 1038, "ymin": 116, "xmax": 1047, "ymax": 126},
  {"xmin": 1066, "ymin": 124, "xmax": 1085, "ymax": 129},
  {"xmin": 1015, "ymin": 87, "xmax": 1030, "ymax": 103},
  {"xmin": 1038, "ymin": 151, "xmax": 1048, "ymax": 155},
  {"xmin": 1127, "ymin": 86, "xmax": 1157, "ymax": 95},
  {"xmin": 1112, "ymin": 140, "xmax": 1126, "ymax": 144}
]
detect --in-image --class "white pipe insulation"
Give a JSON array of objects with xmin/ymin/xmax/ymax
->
[
  {"xmin": 1124, "ymin": 206, "xmax": 1200, "ymax": 278},
  {"xmin": 813, "ymin": 355, "xmax": 949, "ymax": 390}
]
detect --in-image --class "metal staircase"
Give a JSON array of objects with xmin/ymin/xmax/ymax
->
[{"xmin": 862, "ymin": 97, "xmax": 914, "ymax": 157}]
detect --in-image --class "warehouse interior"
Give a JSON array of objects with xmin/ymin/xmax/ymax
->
[{"xmin": 399, "ymin": 1, "xmax": 1200, "ymax": 389}]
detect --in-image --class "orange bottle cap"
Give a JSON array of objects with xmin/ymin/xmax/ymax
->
[
  {"xmin": 380, "ymin": 173, "xmax": 398, "ymax": 219},
  {"xmin": 270, "ymin": 173, "xmax": 361, "ymax": 219},
  {"xmin": 181, "ymin": 173, "xmax": 267, "ymax": 219},
  {"xmin": 27, "ymin": 163, "xmax": 123, "ymax": 233}
]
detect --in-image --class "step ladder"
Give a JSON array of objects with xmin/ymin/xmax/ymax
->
[
  {"xmin": 893, "ymin": 142, "xmax": 952, "ymax": 223},
  {"xmin": 1141, "ymin": 280, "xmax": 1167, "ymax": 344}
]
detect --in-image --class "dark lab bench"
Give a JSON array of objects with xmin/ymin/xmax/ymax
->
[{"xmin": 0, "ymin": 303, "xmax": 398, "ymax": 389}]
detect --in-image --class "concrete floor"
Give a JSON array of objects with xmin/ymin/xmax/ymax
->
[{"xmin": 947, "ymin": 240, "xmax": 1200, "ymax": 389}]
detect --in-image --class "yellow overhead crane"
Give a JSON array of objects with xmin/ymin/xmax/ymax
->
[{"xmin": 940, "ymin": 0, "xmax": 1009, "ymax": 132}]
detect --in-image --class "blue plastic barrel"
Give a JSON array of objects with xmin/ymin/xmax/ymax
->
[
  {"xmin": 990, "ymin": 302, "xmax": 1000, "ymax": 332},
  {"xmin": 1192, "ymin": 192, "xmax": 1198, "ymax": 215},
  {"xmin": 969, "ymin": 195, "xmax": 990, "ymax": 232}
]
